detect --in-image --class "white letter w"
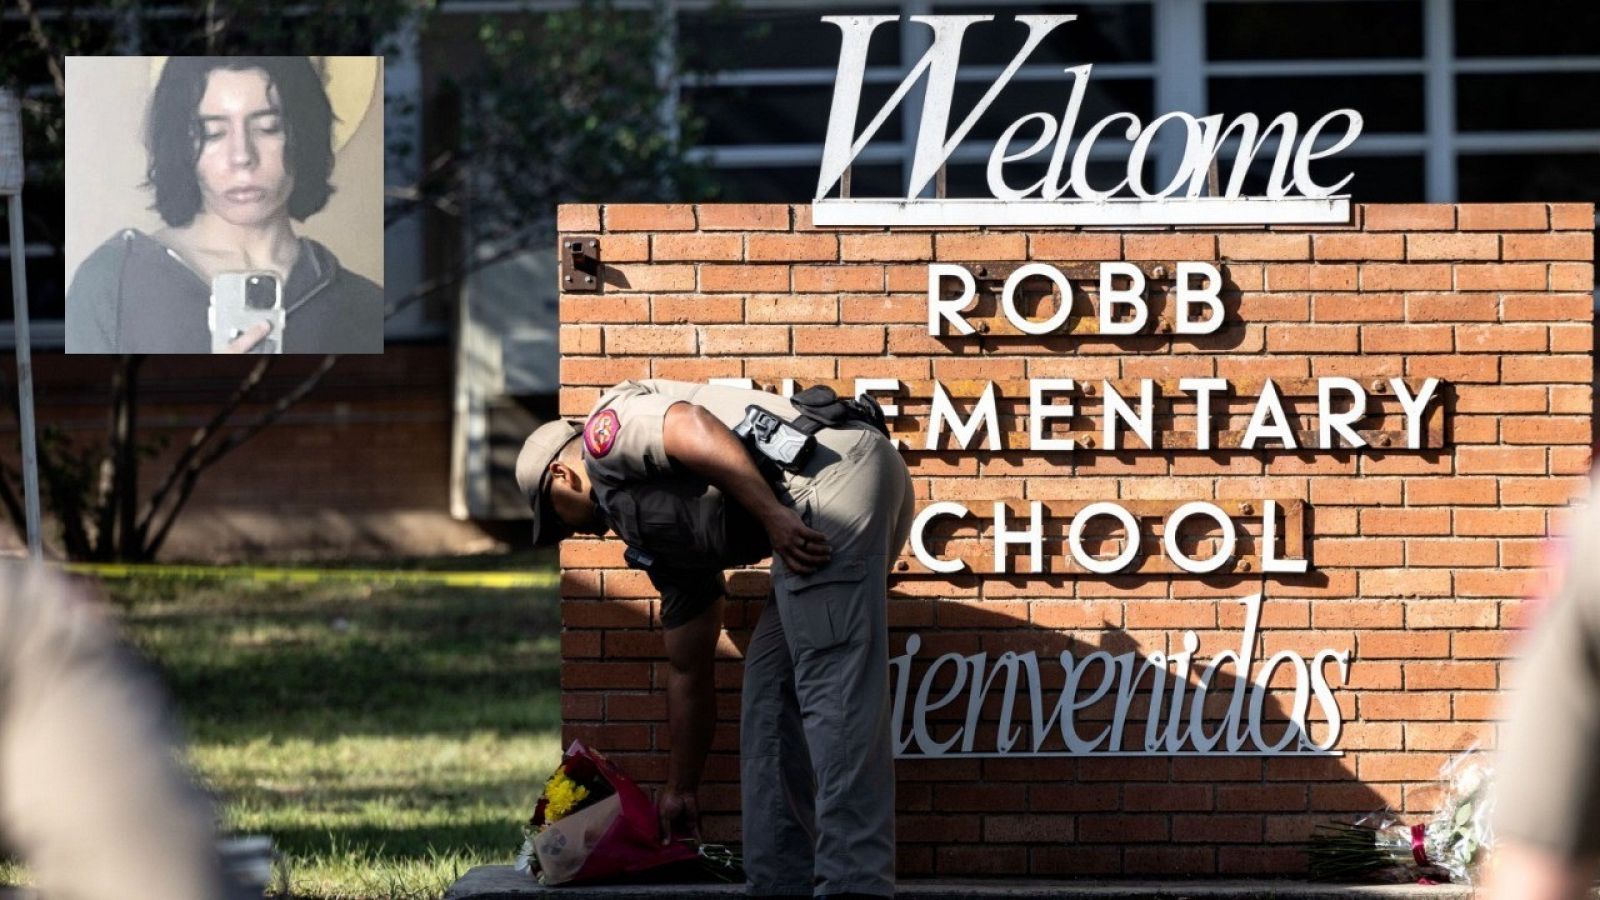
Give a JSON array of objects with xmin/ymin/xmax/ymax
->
[{"xmin": 816, "ymin": 15, "xmax": 1076, "ymax": 200}]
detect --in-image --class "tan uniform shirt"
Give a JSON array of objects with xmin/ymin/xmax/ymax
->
[
  {"xmin": 1494, "ymin": 475, "xmax": 1600, "ymax": 859},
  {"xmin": 582, "ymin": 380, "xmax": 802, "ymax": 627}
]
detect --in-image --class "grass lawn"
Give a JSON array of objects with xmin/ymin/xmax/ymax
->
[{"xmin": 69, "ymin": 558, "xmax": 563, "ymax": 899}]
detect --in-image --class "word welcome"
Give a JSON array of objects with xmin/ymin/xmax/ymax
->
[
  {"xmin": 813, "ymin": 15, "xmax": 1362, "ymax": 226},
  {"xmin": 890, "ymin": 594, "xmax": 1348, "ymax": 758}
]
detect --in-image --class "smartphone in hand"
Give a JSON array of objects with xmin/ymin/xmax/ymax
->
[{"xmin": 209, "ymin": 272, "xmax": 284, "ymax": 354}]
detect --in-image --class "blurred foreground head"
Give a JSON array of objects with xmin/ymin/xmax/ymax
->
[{"xmin": 0, "ymin": 562, "xmax": 254, "ymax": 899}]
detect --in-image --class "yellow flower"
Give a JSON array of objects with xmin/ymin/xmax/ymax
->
[{"xmin": 543, "ymin": 769, "xmax": 591, "ymax": 822}]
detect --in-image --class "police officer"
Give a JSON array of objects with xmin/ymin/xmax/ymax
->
[
  {"xmin": 517, "ymin": 379, "xmax": 913, "ymax": 898},
  {"xmin": 1485, "ymin": 472, "xmax": 1600, "ymax": 900}
]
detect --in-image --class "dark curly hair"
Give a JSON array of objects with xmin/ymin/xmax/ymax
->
[{"xmin": 144, "ymin": 56, "xmax": 336, "ymax": 227}]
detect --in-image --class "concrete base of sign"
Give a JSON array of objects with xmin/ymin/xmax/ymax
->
[{"xmin": 446, "ymin": 866, "xmax": 1500, "ymax": 899}]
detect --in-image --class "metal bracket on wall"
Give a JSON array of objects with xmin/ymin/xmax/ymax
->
[{"xmin": 561, "ymin": 236, "xmax": 601, "ymax": 293}]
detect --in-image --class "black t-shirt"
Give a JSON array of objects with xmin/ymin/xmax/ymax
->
[{"xmin": 65, "ymin": 229, "xmax": 384, "ymax": 354}]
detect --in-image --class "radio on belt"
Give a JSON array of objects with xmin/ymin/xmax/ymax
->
[{"xmin": 734, "ymin": 405, "xmax": 816, "ymax": 473}]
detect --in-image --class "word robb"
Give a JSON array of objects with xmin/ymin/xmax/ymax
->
[{"xmin": 891, "ymin": 594, "xmax": 1347, "ymax": 757}]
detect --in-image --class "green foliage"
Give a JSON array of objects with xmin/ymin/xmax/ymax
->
[
  {"xmin": 2, "ymin": 1, "xmax": 720, "ymax": 560},
  {"xmin": 89, "ymin": 566, "xmax": 564, "ymax": 900},
  {"xmin": 452, "ymin": 0, "xmax": 717, "ymax": 251}
]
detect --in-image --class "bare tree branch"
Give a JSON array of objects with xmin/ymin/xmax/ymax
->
[
  {"xmin": 135, "ymin": 356, "xmax": 276, "ymax": 540},
  {"xmin": 16, "ymin": 0, "xmax": 66, "ymax": 95},
  {"xmin": 143, "ymin": 355, "xmax": 338, "ymax": 558}
]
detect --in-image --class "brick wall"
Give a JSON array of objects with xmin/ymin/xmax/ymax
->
[
  {"xmin": 0, "ymin": 344, "xmax": 485, "ymax": 561},
  {"xmin": 557, "ymin": 202, "xmax": 1595, "ymax": 877}
]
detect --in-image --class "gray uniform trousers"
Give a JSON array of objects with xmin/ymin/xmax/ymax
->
[
  {"xmin": 0, "ymin": 564, "xmax": 239, "ymax": 900},
  {"xmin": 741, "ymin": 425, "xmax": 914, "ymax": 897}
]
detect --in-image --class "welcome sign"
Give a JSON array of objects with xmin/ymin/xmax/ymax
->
[
  {"xmin": 730, "ymin": 255, "xmax": 1445, "ymax": 761},
  {"xmin": 557, "ymin": 13, "xmax": 1593, "ymax": 876},
  {"xmin": 811, "ymin": 15, "xmax": 1362, "ymax": 226}
]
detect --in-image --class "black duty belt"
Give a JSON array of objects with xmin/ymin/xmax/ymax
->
[{"xmin": 733, "ymin": 384, "xmax": 890, "ymax": 479}]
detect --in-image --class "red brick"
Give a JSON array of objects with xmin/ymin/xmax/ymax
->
[
  {"xmin": 1456, "ymin": 507, "xmax": 1547, "ymax": 536},
  {"xmin": 1405, "ymin": 292, "xmax": 1497, "ymax": 321},
  {"xmin": 1360, "ymin": 324, "xmax": 1452, "ymax": 353},
  {"xmin": 1219, "ymin": 233, "xmax": 1310, "ymax": 261},
  {"xmin": 561, "ymin": 356, "xmax": 650, "ymax": 385},
  {"xmin": 1360, "ymin": 264, "xmax": 1452, "ymax": 291},
  {"xmin": 793, "ymin": 265, "xmax": 884, "ymax": 292},
  {"xmin": 1312, "ymin": 233, "xmax": 1404, "ymax": 261},
  {"xmin": 1313, "ymin": 293, "xmax": 1402, "ymax": 322},
  {"xmin": 1359, "ymin": 508, "xmax": 1450, "ymax": 535},
  {"xmin": 697, "ymin": 204, "xmax": 789, "ymax": 230},
  {"xmin": 604, "ymin": 324, "xmax": 695, "ymax": 355},
  {"xmin": 1359, "ymin": 568, "xmax": 1452, "ymax": 597},
  {"xmin": 1406, "ymin": 477, "xmax": 1497, "ymax": 505},
  {"xmin": 1456, "ymin": 324, "xmax": 1547, "ymax": 353},
  {"xmin": 1358, "ymin": 630, "xmax": 1450, "ymax": 659},
  {"xmin": 841, "ymin": 233, "xmax": 933, "ymax": 261},
  {"xmin": 699, "ymin": 264, "xmax": 789, "ymax": 292},
  {"xmin": 651, "ymin": 233, "xmax": 742, "ymax": 261},
  {"xmin": 1456, "ymin": 203, "xmax": 1546, "ymax": 231},
  {"xmin": 1406, "ymin": 661, "xmax": 1498, "ymax": 690},
  {"xmin": 1549, "ymin": 203, "xmax": 1596, "ymax": 230},
  {"xmin": 1503, "ymin": 232, "xmax": 1593, "ymax": 261},
  {"xmin": 1549, "ymin": 262, "xmax": 1594, "ymax": 291},
  {"xmin": 1363, "ymin": 205, "xmax": 1454, "ymax": 231},
  {"xmin": 652, "ymin": 294, "xmax": 741, "ymax": 324},
  {"xmin": 1358, "ymin": 752, "xmax": 1451, "ymax": 781},
  {"xmin": 792, "ymin": 325, "xmax": 887, "ymax": 355},
  {"xmin": 699, "ymin": 325, "xmax": 789, "ymax": 355},
  {"xmin": 1501, "ymin": 415, "xmax": 1590, "ymax": 444},
  {"xmin": 604, "ymin": 203, "xmax": 696, "ymax": 231},
  {"xmin": 1267, "ymin": 324, "xmax": 1359, "ymax": 353},
  {"xmin": 1406, "ymin": 722, "xmax": 1495, "ymax": 751},
  {"xmin": 1124, "ymin": 234, "xmax": 1217, "ymax": 259},
  {"xmin": 605, "ymin": 264, "xmax": 696, "ymax": 293},
  {"xmin": 1360, "ymin": 693, "xmax": 1451, "ymax": 720},
  {"xmin": 936, "ymin": 232, "xmax": 1028, "ymax": 259},
  {"xmin": 1455, "ymin": 569, "xmax": 1541, "ymax": 598},
  {"xmin": 1406, "ymin": 233, "xmax": 1498, "ymax": 261},
  {"xmin": 559, "ymin": 325, "xmax": 602, "ymax": 354},
  {"xmin": 1030, "ymin": 233, "xmax": 1122, "ymax": 260},
  {"xmin": 558, "ymin": 203, "xmax": 600, "ymax": 232},
  {"xmin": 747, "ymin": 233, "xmax": 838, "ymax": 262},
  {"xmin": 1407, "ymin": 538, "xmax": 1497, "ymax": 568},
  {"xmin": 1502, "ymin": 293, "xmax": 1593, "ymax": 321},
  {"xmin": 747, "ymin": 293, "xmax": 839, "ymax": 324},
  {"xmin": 1455, "ymin": 263, "xmax": 1547, "ymax": 291},
  {"xmin": 1269, "ymin": 264, "xmax": 1360, "ymax": 291}
]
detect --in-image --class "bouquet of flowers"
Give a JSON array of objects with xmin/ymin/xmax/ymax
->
[
  {"xmin": 1307, "ymin": 747, "xmax": 1493, "ymax": 884},
  {"xmin": 514, "ymin": 740, "xmax": 742, "ymax": 886}
]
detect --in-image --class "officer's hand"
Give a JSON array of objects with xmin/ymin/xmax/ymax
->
[
  {"xmin": 766, "ymin": 506, "xmax": 831, "ymax": 574},
  {"xmin": 657, "ymin": 786, "xmax": 701, "ymax": 845}
]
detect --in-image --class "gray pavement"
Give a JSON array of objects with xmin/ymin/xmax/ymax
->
[{"xmin": 445, "ymin": 866, "xmax": 1483, "ymax": 899}]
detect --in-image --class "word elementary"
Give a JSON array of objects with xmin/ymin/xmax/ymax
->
[{"xmin": 920, "ymin": 260, "xmax": 1444, "ymax": 453}]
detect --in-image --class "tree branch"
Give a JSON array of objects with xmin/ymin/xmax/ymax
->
[
  {"xmin": 16, "ymin": 0, "xmax": 66, "ymax": 95},
  {"xmin": 135, "ymin": 356, "xmax": 276, "ymax": 540},
  {"xmin": 143, "ymin": 355, "xmax": 339, "ymax": 558}
]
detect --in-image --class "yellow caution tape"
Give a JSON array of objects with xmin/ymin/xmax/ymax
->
[{"xmin": 62, "ymin": 562, "xmax": 559, "ymax": 590}]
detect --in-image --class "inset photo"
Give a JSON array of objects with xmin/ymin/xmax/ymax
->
[{"xmin": 63, "ymin": 56, "xmax": 385, "ymax": 354}]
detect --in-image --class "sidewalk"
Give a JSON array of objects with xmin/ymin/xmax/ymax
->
[{"xmin": 445, "ymin": 867, "xmax": 1485, "ymax": 899}]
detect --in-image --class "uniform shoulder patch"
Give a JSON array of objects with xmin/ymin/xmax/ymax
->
[{"xmin": 584, "ymin": 409, "xmax": 620, "ymax": 458}]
